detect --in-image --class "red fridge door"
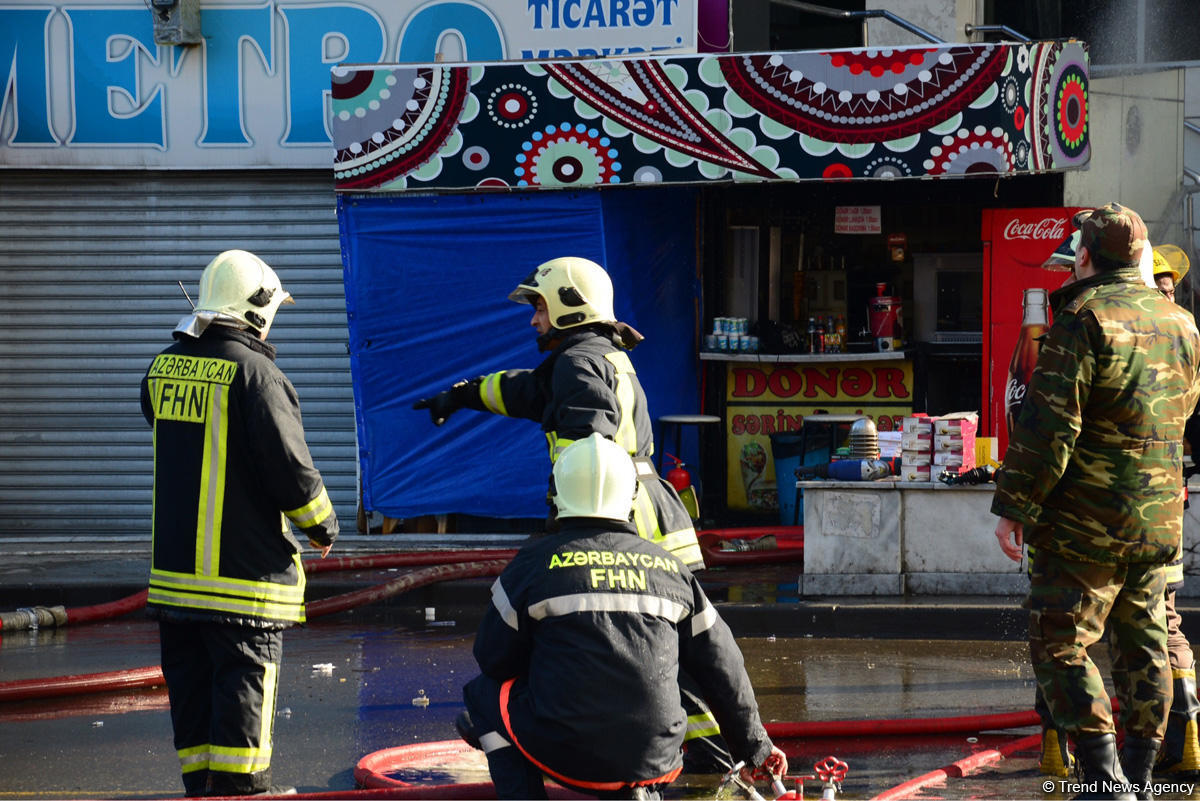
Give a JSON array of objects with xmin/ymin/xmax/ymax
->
[{"xmin": 981, "ymin": 206, "xmax": 1086, "ymax": 456}]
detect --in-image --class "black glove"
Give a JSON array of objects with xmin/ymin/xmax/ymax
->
[{"xmin": 413, "ymin": 379, "xmax": 475, "ymax": 426}]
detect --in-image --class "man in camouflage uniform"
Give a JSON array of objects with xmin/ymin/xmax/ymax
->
[{"xmin": 993, "ymin": 203, "xmax": 1200, "ymax": 799}]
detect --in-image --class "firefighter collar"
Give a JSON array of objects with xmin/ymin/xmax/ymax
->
[{"xmin": 174, "ymin": 310, "xmax": 247, "ymax": 338}]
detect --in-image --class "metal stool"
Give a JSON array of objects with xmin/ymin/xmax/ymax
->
[{"xmin": 656, "ymin": 414, "xmax": 722, "ymax": 472}]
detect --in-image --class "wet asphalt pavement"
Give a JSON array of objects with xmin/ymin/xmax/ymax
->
[{"xmin": 3, "ymin": 536, "xmax": 1200, "ymax": 800}]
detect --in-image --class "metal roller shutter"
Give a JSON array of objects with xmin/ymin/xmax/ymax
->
[{"xmin": 0, "ymin": 169, "xmax": 357, "ymax": 538}]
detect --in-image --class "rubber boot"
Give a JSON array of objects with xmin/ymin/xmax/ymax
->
[
  {"xmin": 1157, "ymin": 668, "xmax": 1200, "ymax": 775},
  {"xmin": 1040, "ymin": 725, "xmax": 1075, "ymax": 778},
  {"xmin": 456, "ymin": 709, "xmax": 482, "ymax": 750},
  {"xmin": 1122, "ymin": 737, "xmax": 1161, "ymax": 801},
  {"xmin": 182, "ymin": 769, "xmax": 210, "ymax": 798},
  {"xmin": 1074, "ymin": 733, "xmax": 1136, "ymax": 800}
]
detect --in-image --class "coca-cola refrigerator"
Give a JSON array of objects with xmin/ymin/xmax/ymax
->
[{"xmin": 982, "ymin": 206, "xmax": 1086, "ymax": 456}]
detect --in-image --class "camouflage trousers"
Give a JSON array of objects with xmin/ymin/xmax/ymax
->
[{"xmin": 1027, "ymin": 549, "xmax": 1171, "ymax": 740}]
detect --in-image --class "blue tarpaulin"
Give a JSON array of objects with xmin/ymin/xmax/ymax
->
[{"xmin": 338, "ymin": 189, "xmax": 700, "ymax": 519}]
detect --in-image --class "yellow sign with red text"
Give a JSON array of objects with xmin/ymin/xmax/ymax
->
[{"xmin": 724, "ymin": 361, "xmax": 913, "ymax": 512}]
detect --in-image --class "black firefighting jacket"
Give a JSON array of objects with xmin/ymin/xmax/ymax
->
[
  {"xmin": 140, "ymin": 325, "xmax": 338, "ymax": 629},
  {"xmin": 463, "ymin": 327, "xmax": 703, "ymax": 568},
  {"xmin": 473, "ymin": 518, "xmax": 772, "ymax": 786}
]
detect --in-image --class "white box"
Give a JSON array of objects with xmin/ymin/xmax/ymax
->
[
  {"xmin": 900, "ymin": 464, "xmax": 931, "ymax": 482},
  {"xmin": 903, "ymin": 448, "xmax": 932, "ymax": 466}
]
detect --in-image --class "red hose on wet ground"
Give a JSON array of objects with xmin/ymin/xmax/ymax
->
[
  {"xmin": 870, "ymin": 732, "xmax": 1041, "ymax": 801},
  {"xmin": 0, "ymin": 560, "xmax": 508, "ymax": 702}
]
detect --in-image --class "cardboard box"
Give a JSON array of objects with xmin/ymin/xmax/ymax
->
[
  {"xmin": 931, "ymin": 412, "xmax": 977, "ymax": 473},
  {"xmin": 902, "ymin": 448, "xmax": 932, "ymax": 466},
  {"xmin": 900, "ymin": 464, "xmax": 931, "ymax": 482},
  {"xmin": 902, "ymin": 430, "xmax": 932, "ymax": 451},
  {"xmin": 933, "ymin": 450, "xmax": 965, "ymax": 466},
  {"xmin": 934, "ymin": 434, "xmax": 965, "ymax": 452},
  {"xmin": 902, "ymin": 415, "xmax": 932, "ymax": 435}
]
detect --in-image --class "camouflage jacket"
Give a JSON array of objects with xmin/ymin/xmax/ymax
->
[{"xmin": 991, "ymin": 267, "xmax": 1200, "ymax": 564}]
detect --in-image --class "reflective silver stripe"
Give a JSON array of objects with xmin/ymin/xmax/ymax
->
[
  {"xmin": 633, "ymin": 458, "xmax": 657, "ymax": 477},
  {"xmin": 491, "ymin": 578, "xmax": 518, "ymax": 630},
  {"xmin": 528, "ymin": 592, "xmax": 687, "ymax": 623},
  {"xmin": 149, "ymin": 568, "xmax": 305, "ymax": 603},
  {"xmin": 479, "ymin": 731, "xmax": 511, "ymax": 754},
  {"xmin": 284, "ymin": 487, "xmax": 333, "ymax": 528},
  {"xmin": 198, "ymin": 382, "xmax": 230, "ymax": 576},
  {"xmin": 481, "ymin": 372, "xmax": 508, "ymax": 415},
  {"xmin": 691, "ymin": 599, "xmax": 719, "ymax": 637}
]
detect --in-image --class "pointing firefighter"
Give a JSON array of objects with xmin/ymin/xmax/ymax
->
[
  {"xmin": 141, "ymin": 250, "xmax": 339, "ymax": 796},
  {"xmin": 414, "ymin": 256, "xmax": 727, "ymax": 768}
]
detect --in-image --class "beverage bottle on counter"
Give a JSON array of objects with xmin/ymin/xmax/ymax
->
[
  {"xmin": 836, "ymin": 315, "xmax": 847, "ymax": 352},
  {"xmin": 816, "ymin": 318, "xmax": 826, "ymax": 353},
  {"xmin": 807, "ymin": 317, "xmax": 817, "ymax": 354},
  {"xmin": 1005, "ymin": 287, "xmax": 1049, "ymax": 438}
]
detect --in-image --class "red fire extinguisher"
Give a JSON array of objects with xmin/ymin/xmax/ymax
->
[
  {"xmin": 664, "ymin": 453, "xmax": 700, "ymax": 519},
  {"xmin": 664, "ymin": 453, "xmax": 691, "ymax": 492}
]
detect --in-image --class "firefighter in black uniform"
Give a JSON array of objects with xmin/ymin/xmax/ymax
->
[
  {"xmin": 413, "ymin": 256, "xmax": 702, "ymax": 569},
  {"xmin": 458, "ymin": 434, "xmax": 788, "ymax": 800},
  {"xmin": 413, "ymin": 257, "xmax": 724, "ymax": 759},
  {"xmin": 140, "ymin": 249, "xmax": 339, "ymax": 797}
]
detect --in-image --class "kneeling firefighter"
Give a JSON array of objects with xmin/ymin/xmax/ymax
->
[
  {"xmin": 413, "ymin": 256, "xmax": 724, "ymax": 765},
  {"xmin": 458, "ymin": 434, "xmax": 787, "ymax": 800}
]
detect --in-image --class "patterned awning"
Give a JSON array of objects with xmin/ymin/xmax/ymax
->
[{"xmin": 331, "ymin": 41, "xmax": 1088, "ymax": 192}]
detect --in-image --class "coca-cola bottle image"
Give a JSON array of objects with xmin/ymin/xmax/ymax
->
[{"xmin": 1005, "ymin": 287, "xmax": 1049, "ymax": 437}]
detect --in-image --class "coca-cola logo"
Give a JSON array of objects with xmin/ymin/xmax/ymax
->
[
  {"xmin": 1005, "ymin": 377, "xmax": 1026, "ymax": 408},
  {"xmin": 1003, "ymin": 218, "xmax": 1067, "ymax": 241}
]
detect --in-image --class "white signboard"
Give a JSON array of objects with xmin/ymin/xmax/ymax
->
[{"xmin": 0, "ymin": 0, "xmax": 697, "ymax": 169}]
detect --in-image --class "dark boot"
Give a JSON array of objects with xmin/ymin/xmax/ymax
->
[
  {"xmin": 456, "ymin": 709, "xmax": 482, "ymax": 750},
  {"xmin": 182, "ymin": 769, "xmax": 210, "ymax": 797},
  {"xmin": 1074, "ymin": 733, "xmax": 1136, "ymax": 800},
  {"xmin": 1121, "ymin": 737, "xmax": 1161, "ymax": 800},
  {"xmin": 1157, "ymin": 668, "xmax": 1200, "ymax": 776},
  {"xmin": 1040, "ymin": 725, "xmax": 1074, "ymax": 778}
]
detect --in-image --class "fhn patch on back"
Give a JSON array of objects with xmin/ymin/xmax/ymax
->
[{"xmin": 148, "ymin": 354, "xmax": 237, "ymax": 423}]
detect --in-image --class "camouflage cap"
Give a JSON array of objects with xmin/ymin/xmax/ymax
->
[{"xmin": 1072, "ymin": 202, "xmax": 1149, "ymax": 270}]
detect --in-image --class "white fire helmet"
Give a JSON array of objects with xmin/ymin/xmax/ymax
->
[
  {"xmin": 178, "ymin": 250, "xmax": 294, "ymax": 337},
  {"xmin": 551, "ymin": 433, "xmax": 637, "ymax": 522},
  {"xmin": 508, "ymin": 257, "xmax": 616, "ymax": 331}
]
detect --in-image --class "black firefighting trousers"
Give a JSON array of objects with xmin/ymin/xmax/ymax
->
[{"xmin": 159, "ymin": 621, "xmax": 283, "ymax": 796}]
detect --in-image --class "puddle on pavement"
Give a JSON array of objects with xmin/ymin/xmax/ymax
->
[{"xmin": 2, "ymin": 610, "xmax": 1196, "ymax": 800}]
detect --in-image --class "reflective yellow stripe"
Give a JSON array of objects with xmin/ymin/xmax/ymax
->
[
  {"xmin": 209, "ymin": 744, "xmax": 272, "ymax": 774},
  {"xmin": 659, "ymin": 529, "xmax": 703, "ymax": 567},
  {"xmin": 149, "ymin": 554, "xmax": 308, "ymax": 624},
  {"xmin": 685, "ymin": 712, "xmax": 721, "ymax": 740},
  {"xmin": 605, "ymin": 351, "xmax": 638, "ymax": 454},
  {"xmin": 285, "ymin": 486, "xmax": 333, "ymax": 528},
  {"xmin": 259, "ymin": 661, "xmax": 278, "ymax": 757},
  {"xmin": 147, "ymin": 589, "xmax": 306, "ymax": 623},
  {"xmin": 632, "ymin": 484, "xmax": 660, "ymax": 541},
  {"xmin": 549, "ymin": 434, "xmax": 576, "ymax": 463},
  {"xmin": 178, "ymin": 745, "xmax": 211, "ymax": 772},
  {"xmin": 196, "ymin": 382, "xmax": 230, "ymax": 577},
  {"xmin": 1166, "ymin": 561, "xmax": 1185, "ymax": 585},
  {"xmin": 481, "ymin": 372, "xmax": 508, "ymax": 415}
]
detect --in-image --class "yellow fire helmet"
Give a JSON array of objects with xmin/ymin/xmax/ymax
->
[
  {"xmin": 1153, "ymin": 244, "xmax": 1191, "ymax": 284},
  {"xmin": 551, "ymin": 433, "xmax": 637, "ymax": 522},
  {"xmin": 508, "ymin": 256, "xmax": 616, "ymax": 331}
]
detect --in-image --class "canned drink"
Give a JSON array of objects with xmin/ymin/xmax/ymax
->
[
  {"xmin": 736, "ymin": 318, "xmax": 748, "ymax": 336},
  {"xmin": 748, "ymin": 336, "xmax": 759, "ymax": 352},
  {"xmin": 713, "ymin": 317, "xmax": 726, "ymax": 335},
  {"xmin": 716, "ymin": 334, "xmax": 729, "ymax": 351},
  {"xmin": 704, "ymin": 334, "xmax": 718, "ymax": 351},
  {"xmin": 739, "ymin": 335, "xmax": 752, "ymax": 352}
]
